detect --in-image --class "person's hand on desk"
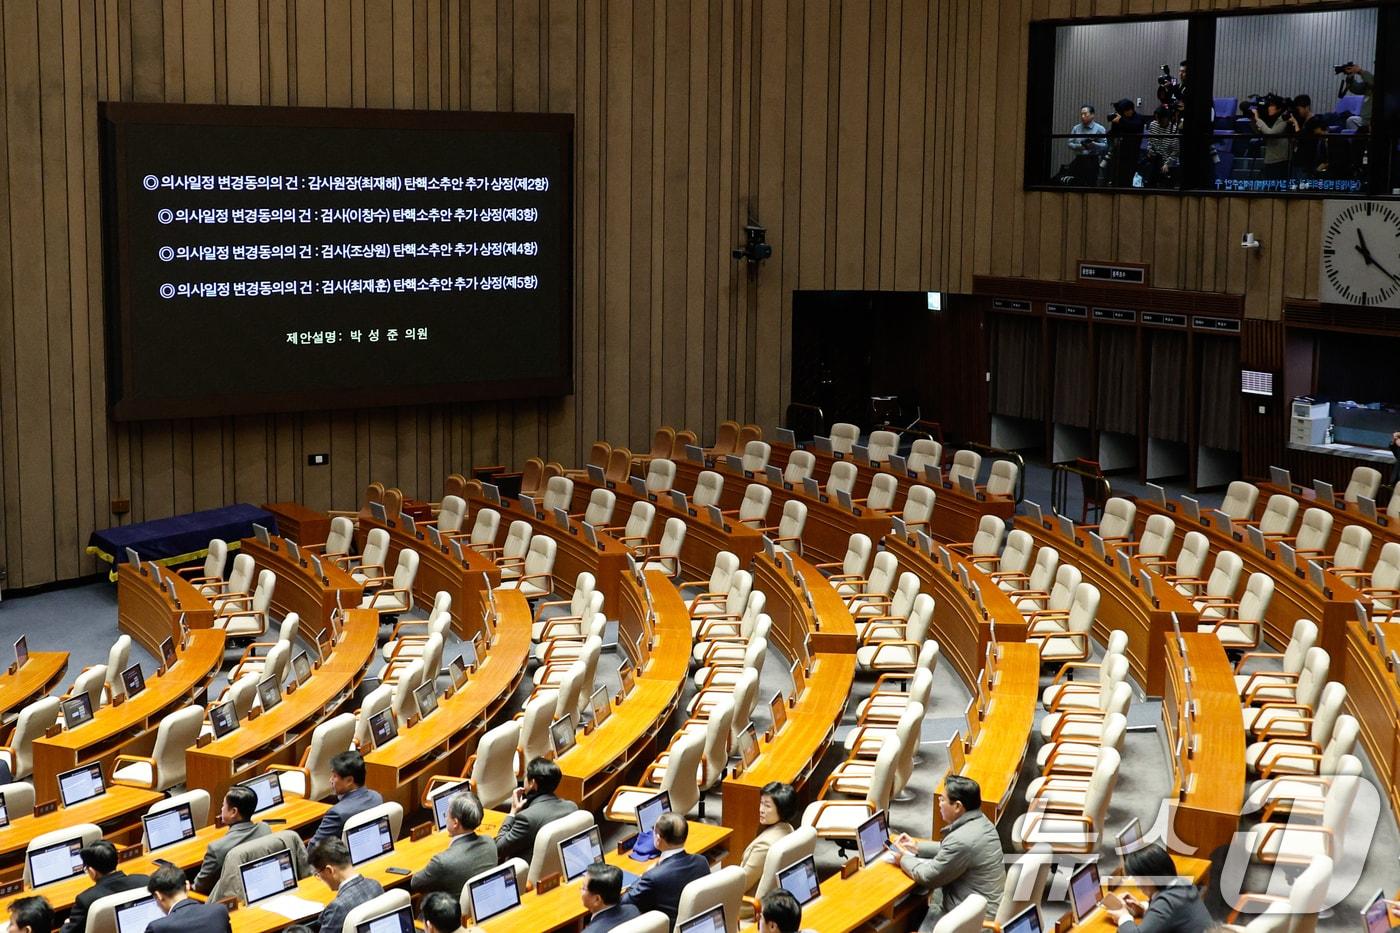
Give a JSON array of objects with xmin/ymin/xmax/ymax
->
[
  {"xmin": 1121, "ymin": 893, "xmax": 1148, "ymax": 919},
  {"xmin": 890, "ymin": 832, "xmax": 919, "ymax": 866}
]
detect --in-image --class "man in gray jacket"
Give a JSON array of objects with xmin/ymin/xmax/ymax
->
[
  {"xmin": 893, "ymin": 775, "xmax": 1005, "ymax": 931},
  {"xmin": 410, "ymin": 791, "xmax": 497, "ymax": 899},
  {"xmin": 495, "ymin": 757, "xmax": 578, "ymax": 862},
  {"xmin": 192, "ymin": 786, "xmax": 271, "ymax": 894}
]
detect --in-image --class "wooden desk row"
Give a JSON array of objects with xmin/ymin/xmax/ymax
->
[
  {"xmin": 358, "ymin": 516, "xmax": 498, "ymax": 640},
  {"xmin": 241, "ymin": 535, "xmax": 361, "ymax": 643},
  {"xmin": 116, "ymin": 561, "xmax": 213, "ymax": 655},
  {"xmin": 736, "ymin": 861, "xmax": 918, "ymax": 933},
  {"xmin": 1256, "ymin": 481, "xmax": 1400, "ymax": 558},
  {"xmin": 1343, "ymin": 620, "xmax": 1400, "ymax": 827},
  {"xmin": 0, "ymin": 652, "xmax": 68, "ymax": 741}
]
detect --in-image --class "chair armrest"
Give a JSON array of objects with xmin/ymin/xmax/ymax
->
[
  {"xmin": 111, "ymin": 754, "xmax": 157, "ymax": 789},
  {"xmin": 811, "ymin": 560, "xmax": 846, "ymax": 571},
  {"xmin": 538, "ymin": 618, "xmax": 586, "ymax": 640},
  {"xmin": 385, "ymin": 619, "xmax": 429, "ymax": 641},
  {"xmin": 1041, "ymin": 746, "xmax": 1097, "ymax": 777},
  {"xmin": 1026, "ymin": 609, "xmax": 1069, "ymax": 620},
  {"xmin": 1253, "ymin": 822, "xmax": 1332, "ymax": 864},
  {"xmin": 1258, "ymin": 751, "xmax": 1324, "ymax": 779},
  {"xmin": 1049, "ymin": 661, "xmax": 1101, "ymax": 684},
  {"xmin": 1255, "ymin": 717, "xmax": 1315, "ymax": 741},
  {"xmin": 967, "ymin": 555, "xmax": 1002, "ymax": 566},
  {"xmin": 1049, "ymin": 712, "xmax": 1105, "ymax": 742},
  {"xmin": 858, "ymin": 624, "xmax": 908, "ymax": 646},
  {"xmin": 989, "ymin": 570, "xmax": 1029, "ymax": 582},
  {"xmin": 266, "ymin": 764, "xmax": 313, "ymax": 798},
  {"xmin": 1233, "ymin": 649, "xmax": 1284, "ymax": 673},
  {"xmin": 364, "ymin": 587, "xmax": 412, "ymax": 609},
  {"xmin": 1241, "ymin": 673, "xmax": 1299, "ymax": 704}
]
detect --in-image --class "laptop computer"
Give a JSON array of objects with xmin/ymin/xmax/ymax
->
[
  {"xmin": 684, "ymin": 444, "xmax": 705, "ymax": 464},
  {"xmin": 400, "ymin": 513, "xmax": 419, "ymax": 538},
  {"xmin": 1246, "ymin": 524, "xmax": 1266, "ymax": 552},
  {"xmin": 1144, "ymin": 483, "xmax": 1167, "ymax": 506},
  {"xmin": 813, "ymin": 436, "xmax": 834, "ymax": 455},
  {"xmin": 1363, "ymin": 889, "xmax": 1393, "ymax": 933},
  {"xmin": 776, "ymin": 854, "xmax": 822, "ymax": 906},
  {"xmin": 61, "ymin": 693, "xmax": 94, "ymax": 730},
  {"xmin": 736, "ymin": 722, "xmax": 760, "ymax": 769},
  {"xmin": 291, "ymin": 652, "xmax": 312, "ymax": 687},
  {"xmin": 205, "ymin": 698, "xmax": 238, "ymax": 740},
  {"xmin": 1181, "ymin": 496, "xmax": 1201, "ymax": 523},
  {"xmin": 257, "ymin": 676, "xmax": 281, "ymax": 713},
  {"xmin": 590, "ymin": 686, "xmax": 611, "ymax": 725},
  {"xmin": 0, "ymin": 796, "xmax": 9, "ymax": 829},
  {"xmin": 915, "ymin": 531, "xmax": 933, "ymax": 556},
  {"xmin": 518, "ymin": 494, "xmax": 538, "ymax": 517},
  {"xmin": 635, "ymin": 789, "xmax": 671, "ymax": 836},
  {"xmin": 856, "ymin": 809, "xmax": 893, "ymax": 866},
  {"xmin": 801, "ymin": 477, "xmax": 821, "ymax": 499},
  {"xmin": 354, "ymin": 905, "xmax": 415, "ymax": 933},
  {"xmin": 414, "ymin": 681, "xmax": 439, "ymax": 720},
  {"xmin": 1087, "ymin": 531, "xmax": 1107, "ymax": 561},
  {"xmin": 158, "ymin": 637, "xmax": 176, "ymax": 671},
  {"xmin": 125, "ymin": 547, "xmax": 144, "ymax": 572},
  {"xmin": 670, "ymin": 490, "xmax": 689, "ymax": 512},
  {"xmin": 345, "ymin": 815, "xmax": 395, "ymax": 866},
  {"xmin": 239, "ymin": 849, "xmax": 300, "ymax": 905},
  {"xmin": 27, "ymin": 837, "xmax": 85, "ymax": 888},
  {"xmin": 835, "ymin": 489, "xmax": 854, "ymax": 511},
  {"xmin": 1211, "ymin": 509, "xmax": 1236, "ymax": 537},
  {"xmin": 1358, "ymin": 496, "xmax": 1379, "ymax": 521},
  {"xmin": 240, "ymin": 772, "xmax": 284, "ymax": 814},
  {"xmin": 587, "ymin": 464, "xmax": 606, "ymax": 484},
  {"xmin": 1269, "ymin": 466, "xmax": 1291, "ymax": 488},
  {"xmin": 1308, "ymin": 560, "xmax": 1327, "ymax": 592},
  {"xmin": 367, "ymin": 708, "xmax": 397, "ymax": 748},
  {"xmin": 1023, "ymin": 500, "xmax": 1044, "ymax": 525},
  {"xmin": 889, "ymin": 454, "xmax": 907, "ymax": 475},
  {"xmin": 467, "ymin": 864, "xmax": 522, "ymax": 923},
  {"xmin": 559, "ymin": 825, "xmax": 640, "ymax": 888},
  {"xmin": 1056, "ymin": 514, "xmax": 1076, "ymax": 541},
  {"xmin": 764, "ymin": 465, "xmax": 783, "ymax": 485},
  {"xmin": 1114, "ymin": 817, "xmax": 1143, "ymax": 876},
  {"xmin": 550, "ymin": 715, "xmax": 576, "ymax": 757},
  {"xmin": 58, "ymin": 762, "xmax": 106, "ymax": 807},
  {"xmin": 581, "ymin": 521, "xmax": 600, "ymax": 549},
  {"xmin": 1314, "ymin": 480, "xmax": 1336, "ymax": 507},
  {"xmin": 775, "ymin": 428, "xmax": 797, "ymax": 447},
  {"xmin": 482, "ymin": 483, "xmax": 502, "ymax": 505},
  {"xmin": 143, "ymin": 802, "xmax": 196, "ymax": 852},
  {"xmin": 852, "ymin": 444, "xmax": 870, "ymax": 463},
  {"xmin": 14, "ymin": 635, "xmax": 28, "ymax": 669},
  {"xmin": 121, "ymin": 664, "xmax": 146, "ymax": 698},
  {"xmin": 285, "ymin": 539, "xmax": 303, "ymax": 565},
  {"xmin": 677, "ymin": 905, "xmax": 727, "ymax": 933},
  {"xmin": 956, "ymin": 474, "xmax": 977, "ymax": 496},
  {"xmin": 1002, "ymin": 905, "xmax": 1044, "ymax": 933},
  {"xmin": 114, "ymin": 896, "xmax": 165, "ymax": 933},
  {"xmin": 253, "ymin": 523, "xmax": 273, "ymax": 549},
  {"xmin": 1278, "ymin": 540, "xmax": 1298, "ymax": 572},
  {"xmin": 924, "ymin": 464, "xmax": 943, "ymax": 486},
  {"xmin": 770, "ymin": 692, "xmax": 788, "ymax": 733},
  {"xmin": 628, "ymin": 476, "xmax": 648, "ymax": 497},
  {"xmin": 1069, "ymin": 860, "xmax": 1104, "ymax": 922}
]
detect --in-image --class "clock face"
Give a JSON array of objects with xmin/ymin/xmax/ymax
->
[{"xmin": 1320, "ymin": 199, "xmax": 1400, "ymax": 308}]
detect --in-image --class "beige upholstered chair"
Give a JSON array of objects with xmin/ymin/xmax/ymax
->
[
  {"xmin": 340, "ymin": 890, "xmax": 411, "ymax": 933},
  {"xmin": 267, "ymin": 712, "xmax": 356, "ymax": 801},
  {"xmin": 866, "ymin": 430, "xmax": 899, "ymax": 463},
  {"xmin": 0, "ymin": 697, "xmax": 60, "ymax": 780},
  {"xmin": 113, "ymin": 705, "xmax": 205, "ymax": 791},
  {"xmin": 829, "ymin": 422, "xmax": 860, "ymax": 454},
  {"xmin": 1221, "ymin": 481, "xmax": 1260, "ymax": 521},
  {"xmin": 676, "ymin": 868, "xmax": 747, "ymax": 933},
  {"xmin": 212, "ymin": 568, "xmax": 276, "ymax": 637}
]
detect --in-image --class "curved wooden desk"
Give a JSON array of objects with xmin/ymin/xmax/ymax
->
[
  {"xmin": 241, "ymin": 534, "xmax": 362, "ymax": 637},
  {"xmin": 1345, "ymin": 620, "xmax": 1400, "ymax": 824},
  {"xmin": 883, "ymin": 534, "xmax": 1025, "ymax": 687},
  {"xmin": 0, "ymin": 785, "xmax": 163, "ymax": 873},
  {"xmin": 0, "ymin": 652, "xmax": 68, "ymax": 735},
  {"xmin": 1163, "ymin": 632, "xmax": 1244, "ymax": 861},
  {"xmin": 359, "ymin": 516, "xmax": 497, "ymax": 639},
  {"xmin": 115, "ymin": 563, "xmax": 213, "ymax": 656},
  {"xmin": 557, "ymin": 570, "xmax": 691, "ymax": 811},
  {"xmin": 363, "ymin": 589, "xmax": 530, "ymax": 812},
  {"xmin": 185, "ymin": 609, "xmax": 379, "ymax": 809},
  {"xmin": 1022, "ymin": 516, "xmax": 1199, "ymax": 697},
  {"xmin": 30, "ymin": 629, "xmax": 225, "ymax": 800},
  {"xmin": 468, "ymin": 492, "xmax": 631, "ymax": 608},
  {"xmin": 736, "ymin": 861, "xmax": 918, "ymax": 933},
  {"xmin": 722, "ymin": 555, "xmax": 856, "ymax": 864},
  {"xmin": 1257, "ymin": 481, "xmax": 1400, "ymax": 553}
]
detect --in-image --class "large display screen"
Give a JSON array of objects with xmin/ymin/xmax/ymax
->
[{"xmin": 100, "ymin": 103, "xmax": 573, "ymax": 419}]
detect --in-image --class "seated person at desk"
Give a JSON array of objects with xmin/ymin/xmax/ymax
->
[
  {"xmin": 410, "ymin": 791, "xmax": 497, "ymax": 899},
  {"xmin": 756, "ymin": 890, "xmax": 806, "ymax": 933},
  {"xmin": 61, "ymin": 841, "xmax": 149, "ymax": 933},
  {"xmin": 739, "ymin": 782, "xmax": 797, "ymax": 907},
  {"xmin": 621, "ymin": 813, "xmax": 711, "ymax": 928},
  {"xmin": 192, "ymin": 785, "xmax": 270, "ymax": 894},
  {"xmin": 8, "ymin": 897, "xmax": 55, "ymax": 933},
  {"xmin": 309, "ymin": 750, "xmax": 384, "ymax": 846},
  {"xmin": 310, "ymin": 838, "xmax": 386, "ymax": 933},
  {"xmin": 146, "ymin": 865, "xmax": 232, "ymax": 933},
  {"xmin": 582, "ymin": 864, "xmax": 640, "ymax": 933},
  {"xmin": 495, "ymin": 757, "xmax": 578, "ymax": 862},
  {"xmin": 422, "ymin": 891, "xmax": 472, "ymax": 933},
  {"xmin": 1106, "ymin": 844, "xmax": 1212, "ymax": 933},
  {"xmin": 891, "ymin": 775, "xmax": 1005, "ymax": 929}
]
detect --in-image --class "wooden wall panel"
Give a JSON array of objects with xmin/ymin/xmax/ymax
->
[{"xmin": 0, "ymin": 0, "xmax": 1355, "ymax": 589}]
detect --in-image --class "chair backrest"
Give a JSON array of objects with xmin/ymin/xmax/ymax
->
[
  {"xmin": 584, "ymin": 488, "xmax": 616, "ymax": 526},
  {"xmin": 1103, "ymin": 629, "xmax": 1128, "ymax": 659},
  {"xmin": 720, "ymin": 571, "xmax": 754, "ymax": 618},
  {"xmin": 606, "ymin": 447, "xmax": 635, "ymax": 484},
  {"xmin": 354, "ymin": 685, "xmax": 394, "ymax": 747},
  {"xmin": 1320, "ymin": 715, "xmax": 1359, "ymax": 773},
  {"xmin": 659, "ymin": 732, "xmax": 704, "ymax": 816},
  {"xmin": 625, "ymin": 500, "xmax": 657, "ymax": 540},
  {"xmin": 862, "ymin": 552, "xmax": 899, "ymax": 599},
  {"xmin": 737, "ymin": 484, "xmax": 771, "ymax": 527},
  {"xmin": 864, "ymin": 735, "xmax": 901, "ymax": 809},
  {"xmin": 986, "ymin": 460, "xmax": 1018, "ymax": 497},
  {"xmin": 443, "ymin": 473, "xmax": 471, "ymax": 501},
  {"xmin": 340, "ymin": 890, "xmax": 412, "ymax": 933},
  {"xmin": 741, "ymin": 441, "xmax": 772, "ymax": 474},
  {"xmin": 226, "ymin": 673, "xmax": 261, "ymax": 721},
  {"xmin": 343, "ymin": 801, "xmax": 405, "ymax": 842},
  {"xmin": 468, "ymin": 508, "xmax": 500, "ymax": 549},
  {"xmin": 69, "ymin": 665, "xmax": 107, "ymax": 712},
  {"xmin": 932, "ymin": 893, "xmax": 988, "ymax": 933},
  {"xmin": 1295, "ymin": 651, "xmax": 1334, "ymax": 715},
  {"xmin": 700, "ymin": 699, "xmax": 736, "ymax": 789},
  {"xmin": 530, "ymin": 810, "xmax": 597, "ymax": 886},
  {"xmin": 1295, "ymin": 508, "xmax": 1333, "ymax": 553},
  {"xmin": 906, "ymin": 594, "xmax": 936, "ymax": 644},
  {"xmin": 201, "ymin": 538, "xmax": 229, "ymax": 580},
  {"xmin": 0, "ymin": 782, "xmax": 35, "ymax": 820},
  {"xmin": 391, "ymin": 659, "xmax": 425, "ymax": 721},
  {"xmin": 903, "ymin": 484, "xmax": 936, "ymax": 525},
  {"xmin": 999, "ymin": 530, "xmax": 1034, "ymax": 575},
  {"xmin": 302, "ymin": 713, "xmax": 357, "ymax": 801},
  {"xmin": 1333, "ymin": 524, "xmax": 1372, "ymax": 571},
  {"xmin": 1097, "ymin": 653, "xmax": 1129, "ymax": 692},
  {"xmin": 226, "ymin": 553, "xmax": 256, "ymax": 595},
  {"xmin": 728, "ymin": 669, "xmax": 761, "ymax": 743},
  {"xmin": 694, "ymin": 471, "xmax": 725, "ymax": 508},
  {"xmin": 646, "ymin": 458, "xmax": 676, "ymax": 493},
  {"xmin": 472, "ymin": 720, "xmax": 522, "ymax": 810},
  {"xmin": 675, "ymin": 866, "xmax": 747, "ymax": 933},
  {"xmin": 971, "ymin": 515, "xmax": 1005, "ymax": 557},
  {"xmin": 361, "ymin": 529, "xmax": 390, "ymax": 569},
  {"xmin": 1066, "ymin": 583, "xmax": 1101, "ymax": 635},
  {"xmin": 754, "ymin": 826, "xmax": 818, "ymax": 898},
  {"xmin": 657, "ymin": 518, "xmax": 687, "ymax": 559},
  {"xmin": 672, "ymin": 431, "xmax": 698, "ymax": 459},
  {"xmin": 272, "ymin": 611, "xmax": 302, "ymax": 645},
  {"xmin": 891, "ymin": 701, "xmax": 925, "ymax": 793},
  {"xmin": 10, "ymin": 697, "xmax": 60, "ymax": 779},
  {"xmin": 1279, "ymin": 619, "xmax": 1319, "ymax": 676},
  {"xmin": 1204, "ymin": 551, "xmax": 1244, "ymax": 600},
  {"xmin": 1344, "ymin": 466, "xmax": 1382, "ymax": 503},
  {"xmin": 1045, "ymin": 564, "xmax": 1083, "ymax": 612},
  {"xmin": 1258, "ymin": 495, "xmax": 1300, "ymax": 536},
  {"xmin": 524, "ymin": 535, "xmax": 558, "ymax": 577},
  {"xmin": 146, "ymin": 705, "xmax": 206, "ymax": 789},
  {"xmin": 23, "ymin": 823, "xmax": 102, "ymax": 886},
  {"xmin": 437, "ymin": 496, "xmax": 467, "ymax": 535},
  {"xmin": 712, "ymin": 421, "xmax": 740, "ymax": 456},
  {"xmin": 738, "ymin": 424, "xmax": 763, "ymax": 446},
  {"xmin": 777, "ymin": 500, "xmax": 807, "ymax": 540},
  {"xmin": 907, "ymin": 667, "xmax": 936, "ymax": 709},
  {"xmin": 883, "ymin": 573, "xmax": 921, "ymax": 621},
  {"xmin": 1102, "ymin": 680, "xmax": 1132, "ymax": 719},
  {"xmin": 866, "ymin": 473, "xmax": 899, "ymax": 512},
  {"xmin": 105, "ymin": 634, "xmax": 133, "ymax": 701},
  {"xmin": 1139, "ymin": 514, "xmax": 1176, "ymax": 559},
  {"xmin": 1286, "ymin": 854, "xmax": 1333, "ymax": 933},
  {"xmin": 382, "ymin": 488, "xmax": 405, "ymax": 520},
  {"xmin": 1221, "ymin": 481, "xmax": 1260, "ymax": 521},
  {"xmin": 1082, "ymin": 747, "xmax": 1122, "ymax": 828},
  {"xmin": 1175, "ymin": 531, "xmax": 1210, "ymax": 579},
  {"xmin": 501, "ymin": 521, "xmax": 533, "ymax": 564},
  {"xmin": 829, "ymin": 422, "xmax": 860, "ymax": 454},
  {"xmin": 907, "ymin": 438, "xmax": 943, "ymax": 475},
  {"xmin": 826, "ymin": 460, "xmax": 858, "ymax": 498},
  {"xmin": 1099, "ymin": 497, "xmax": 1136, "ymax": 540},
  {"xmin": 647, "ymin": 427, "xmax": 677, "ymax": 459},
  {"xmin": 520, "ymin": 458, "xmax": 546, "ymax": 497},
  {"xmin": 949, "ymin": 449, "xmax": 982, "ymax": 485},
  {"xmin": 783, "ymin": 450, "xmax": 815, "ymax": 484},
  {"xmin": 1238, "ymin": 573, "xmax": 1275, "ymax": 622},
  {"xmin": 519, "ymin": 693, "xmax": 556, "ymax": 764},
  {"xmin": 543, "ymin": 476, "xmax": 575, "ymax": 513},
  {"xmin": 550, "ymin": 652, "xmax": 590, "ymax": 722},
  {"xmin": 997, "ymin": 851, "xmax": 1053, "ymax": 924},
  {"xmin": 1025, "ymin": 547, "xmax": 1059, "ymax": 593},
  {"xmin": 866, "ymin": 430, "xmax": 899, "ymax": 463},
  {"xmin": 839, "ymin": 534, "xmax": 873, "ymax": 578},
  {"xmin": 1098, "ymin": 711, "xmax": 1129, "ymax": 753},
  {"xmin": 1373, "ymin": 542, "xmax": 1400, "ymax": 598},
  {"xmin": 84, "ymin": 884, "xmax": 153, "ymax": 933}
]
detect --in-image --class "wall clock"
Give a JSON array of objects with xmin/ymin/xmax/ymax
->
[{"xmin": 1320, "ymin": 199, "xmax": 1400, "ymax": 308}]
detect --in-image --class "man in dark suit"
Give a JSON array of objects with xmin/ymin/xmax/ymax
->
[
  {"xmin": 494, "ymin": 757, "xmax": 577, "ymax": 863},
  {"xmin": 145, "ymin": 866, "xmax": 232, "ymax": 933},
  {"xmin": 581, "ymin": 864, "xmax": 640, "ymax": 933},
  {"xmin": 622, "ymin": 813, "xmax": 710, "ymax": 928},
  {"xmin": 192, "ymin": 786, "xmax": 270, "ymax": 894},
  {"xmin": 310, "ymin": 838, "xmax": 385, "ymax": 933},
  {"xmin": 410, "ymin": 791, "xmax": 497, "ymax": 899},
  {"xmin": 7, "ymin": 896, "xmax": 55, "ymax": 933},
  {"xmin": 309, "ymin": 751, "xmax": 384, "ymax": 847},
  {"xmin": 60, "ymin": 841, "xmax": 148, "ymax": 933},
  {"xmin": 421, "ymin": 892, "xmax": 468, "ymax": 933}
]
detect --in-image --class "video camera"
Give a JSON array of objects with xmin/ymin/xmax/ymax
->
[
  {"xmin": 1156, "ymin": 64, "xmax": 1183, "ymax": 107},
  {"xmin": 1333, "ymin": 62, "xmax": 1356, "ymax": 75}
]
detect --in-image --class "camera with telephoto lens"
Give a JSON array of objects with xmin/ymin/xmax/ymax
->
[
  {"xmin": 1242, "ymin": 93, "xmax": 1294, "ymax": 122},
  {"xmin": 1333, "ymin": 61, "xmax": 1356, "ymax": 75}
]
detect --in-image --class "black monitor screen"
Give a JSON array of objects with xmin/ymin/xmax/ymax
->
[{"xmin": 99, "ymin": 102, "xmax": 574, "ymax": 420}]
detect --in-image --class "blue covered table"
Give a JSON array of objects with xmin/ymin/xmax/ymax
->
[{"xmin": 87, "ymin": 503, "xmax": 278, "ymax": 581}]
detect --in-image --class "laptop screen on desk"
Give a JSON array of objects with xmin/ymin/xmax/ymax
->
[
  {"xmin": 240, "ymin": 772, "xmax": 284, "ymax": 814},
  {"xmin": 121, "ymin": 664, "xmax": 146, "ymax": 698},
  {"xmin": 114, "ymin": 896, "xmax": 165, "ymax": 933},
  {"xmin": 209, "ymin": 700, "xmax": 239, "ymax": 739},
  {"xmin": 257, "ymin": 676, "xmax": 282, "ymax": 713},
  {"xmin": 414, "ymin": 681, "xmax": 439, "ymax": 720},
  {"xmin": 143, "ymin": 803, "xmax": 196, "ymax": 851},
  {"xmin": 356, "ymin": 906, "xmax": 415, "ymax": 933},
  {"xmin": 635, "ymin": 789, "xmax": 671, "ymax": 836},
  {"xmin": 240, "ymin": 849, "xmax": 298, "ymax": 904},
  {"xmin": 559, "ymin": 825, "xmax": 605, "ymax": 881},
  {"xmin": 432, "ymin": 780, "xmax": 470, "ymax": 832},
  {"xmin": 346, "ymin": 816, "xmax": 395, "ymax": 866},
  {"xmin": 550, "ymin": 715, "xmax": 576, "ymax": 757},
  {"xmin": 468, "ymin": 864, "xmax": 521, "ymax": 923},
  {"xmin": 0, "ymin": 796, "xmax": 9, "ymax": 829},
  {"xmin": 776, "ymin": 854, "xmax": 821, "ymax": 906},
  {"xmin": 58, "ymin": 763, "xmax": 106, "ymax": 808},
  {"xmin": 368, "ymin": 709, "xmax": 397, "ymax": 748},
  {"xmin": 1002, "ymin": 905, "xmax": 1044, "ymax": 933},
  {"xmin": 856, "ymin": 809, "xmax": 890, "ymax": 867},
  {"xmin": 678, "ymin": 905, "xmax": 726, "ymax": 933},
  {"xmin": 1363, "ymin": 889, "xmax": 1390, "ymax": 933},
  {"xmin": 28, "ymin": 838, "xmax": 85, "ymax": 888},
  {"xmin": 1069, "ymin": 861, "xmax": 1103, "ymax": 921},
  {"xmin": 62, "ymin": 694, "xmax": 94, "ymax": 730}
]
